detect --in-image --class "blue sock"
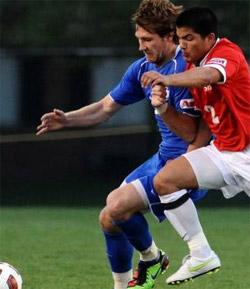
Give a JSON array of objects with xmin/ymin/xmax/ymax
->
[
  {"xmin": 115, "ymin": 213, "xmax": 153, "ymax": 252},
  {"xmin": 103, "ymin": 230, "xmax": 134, "ymax": 273}
]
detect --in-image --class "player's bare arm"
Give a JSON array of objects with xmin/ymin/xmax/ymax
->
[
  {"xmin": 187, "ymin": 119, "xmax": 212, "ymax": 152},
  {"xmin": 36, "ymin": 95, "xmax": 122, "ymax": 136},
  {"xmin": 161, "ymin": 106, "xmax": 199, "ymax": 143},
  {"xmin": 141, "ymin": 66, "xmax": 222, "ymax": 88},
  {"xmin": 151, "ymin": 84, "xmax": 198, "ymax": 143}
]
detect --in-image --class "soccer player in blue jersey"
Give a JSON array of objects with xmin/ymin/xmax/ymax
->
[{"xmin": 36, "ymin": 1, "xmax": 212, "ymax": 289}]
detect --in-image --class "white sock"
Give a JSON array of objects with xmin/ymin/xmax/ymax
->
[
  {"xmin": 160, "ymin": 191, "xmax": 212, "ymax": 259},
  {"xmin": 139, "ymin": 241, "xmax": 159, "ymax": 262},
  {"xmin": 188, "ymin": 231, "xmax": 212, "ymax": 259},
  {"xmin": 112, "ymin": 270, "xmax": 133, "ymax": 289},
  {"xmin": 160, "ymin": 190, "xmax": 201, "ymax": 240}
]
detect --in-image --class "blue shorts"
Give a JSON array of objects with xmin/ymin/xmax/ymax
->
[{"xmin": 124, "ymin": 152, "xmax": 207, "ymax": 222}]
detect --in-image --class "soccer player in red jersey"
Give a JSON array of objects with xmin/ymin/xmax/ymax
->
[{"xmin": 141, "ymin": 7, "xmax": 250, "ymax": 285}]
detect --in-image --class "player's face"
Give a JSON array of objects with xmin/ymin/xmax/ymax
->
[
  {"xmin": 135, "ymin": 25, "xmax": 169, "ymax": 66},
  {"xmin": 176, "ymin": 27, "xmax": 215, "ymax": 64}
]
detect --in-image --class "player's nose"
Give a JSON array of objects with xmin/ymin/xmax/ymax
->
[
  {"xmin": 179, "ymin": 39, "xmax": 186, "ymax": 49},
  {"xmin": 138, "ymin": 41, "xmax": 146, "ymax": 51}
]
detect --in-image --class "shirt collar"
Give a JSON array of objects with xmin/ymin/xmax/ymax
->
[
  {"xmin": 175, "ymin": 45, "xmax": 182, "ymax": 58},
  {"xmin": 199, "ymin": 38, "xmax": 220, "ymax": 66}
]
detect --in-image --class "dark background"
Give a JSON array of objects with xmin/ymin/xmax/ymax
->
[{"xmin": 1, "ymin": 0, "xmax": 249, "ymax": 206}]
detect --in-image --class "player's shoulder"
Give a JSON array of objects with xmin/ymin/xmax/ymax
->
[
  {"xmin": 203, "ymin": 38, "xmax": 246, "ymax": 69},
  {"xmin": 130, "ymin": 56, "xmax": 148, "ymax": 69},
  {"xmin": 126, "ymin": 56, "xmax": 151, "ymax": 76},
  {"xmin": 217, "ymin": 38, "xmax": 239, "ymax": 48},
  {"xmin": 211, "ymin": 38, "xmax": 243, "ymax": 57}
]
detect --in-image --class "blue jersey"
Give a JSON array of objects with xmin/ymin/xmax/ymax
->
[
  {"xmin": 110, "ymin": 47, "xmax": 200, "ymax": 160},
  {"xmin": 110, "ymin": 47, "xmax": 207, "ymax": 222}
]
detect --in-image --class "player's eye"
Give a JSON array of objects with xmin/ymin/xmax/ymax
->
[{"xmin": 185, "ymin": 35, "xmax": 194, "ymax": 41}]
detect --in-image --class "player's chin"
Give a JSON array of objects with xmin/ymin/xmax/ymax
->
[
  {"xmin": 145, "ymin": 54, "xmax": 155, "ymax": 63},
  {"xmin": 183, "ymin": 53, "xmax": 195, "ymax": 63}
]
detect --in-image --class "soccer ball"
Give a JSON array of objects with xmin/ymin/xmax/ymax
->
[{"xmin": 0, "ymin": 262, "xmax": 22, "ymax": 289}]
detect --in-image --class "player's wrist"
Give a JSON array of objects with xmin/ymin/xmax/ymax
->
[
  {"xmin": 63, "ymin": 112, "xmax": 72, "ymax": 127},
  {"xmin": 154, "ymin": 102, "xmax": 168, "ymax": 115}
]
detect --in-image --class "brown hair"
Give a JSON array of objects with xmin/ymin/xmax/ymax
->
[{"xmin": 132, "ymin": 0, "xmax": 183, "ymax": 42}]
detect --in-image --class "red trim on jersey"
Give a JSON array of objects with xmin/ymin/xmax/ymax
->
[{"xmin": 189, "ymin": 38, "xmax": 250, "ymax": 151}]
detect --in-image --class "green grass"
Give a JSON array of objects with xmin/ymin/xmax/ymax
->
[{"xmin": 0, "ymin": 207, "xmax": 249, "ymax": 289}]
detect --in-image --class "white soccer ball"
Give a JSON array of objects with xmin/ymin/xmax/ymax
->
[{"xmin": 0, "ymin": 262, "xmax": 22, "ymax": 289}]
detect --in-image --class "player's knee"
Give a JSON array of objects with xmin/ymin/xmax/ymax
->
[
  {"xmin": 98, "ymin": 208, "xmax": 109, "ymax": 229},
  {"xmin": 106, "ymin": 191, "xmax": 128, "ymax": 221},
  {"xmin": 153, "ymin": 174, "xmax": 173, "ymax": 196},
  {"xmin": 99, "ymin": 207, "xmax": 119, "ymax": 233},
  {"xmin": 106, "ymin": 193, "xmax": 122, "ymax": 220}
]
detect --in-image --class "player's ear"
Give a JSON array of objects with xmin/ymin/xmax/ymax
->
[
  {"xmin": 165, "ymin": 31, "xmax": 175, "ymax": 43},
  {"xmin": 207, "ymin": 33, "xmax": 216, "ymax": 42}
]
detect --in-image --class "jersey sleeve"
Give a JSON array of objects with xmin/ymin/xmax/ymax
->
[
  {"xmin": 204, "ymin": 45, "xmax": 242, "ymax": 84},
  {"xmin": 110, "ymin": 60, "xmax": 145, "ymax": 105}
]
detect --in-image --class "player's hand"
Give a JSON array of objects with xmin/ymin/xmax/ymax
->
[
  {"xmin": 36, "ymin": 109, "xmax": 67, "ymax": 136},
  {"xmin": 151, "ymin": 85, "xmax": 167, "ymax": 108},
  {"xmin": 141, "ymin": 71, "xmax": 169, "ymax": 88}
]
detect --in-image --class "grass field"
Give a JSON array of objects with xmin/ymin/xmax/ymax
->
[{"xmin": 0, "ymin": 207, "xmax": 249, "ymax": 289}]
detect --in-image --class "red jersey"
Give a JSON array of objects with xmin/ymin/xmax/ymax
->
[{"xmin": 189, "ymin": 38, "xmax": 250, "ymax": 151}]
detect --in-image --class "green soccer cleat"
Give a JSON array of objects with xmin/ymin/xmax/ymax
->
[
  {"xmin": 127, "ymin": 250, "xmax": 169, "ymax": 289},
  {"xmin": 166, "ymin": 251, "xmax": 221, "ymax": 285}
]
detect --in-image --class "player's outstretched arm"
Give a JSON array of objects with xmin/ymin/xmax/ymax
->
[
  {"xmin": 36, "ymin": 95, "xmax": 122, "ymax": 136},
  {"xmin": 141, "ymin": 67, "xmax": 222, "ymax": 88}
]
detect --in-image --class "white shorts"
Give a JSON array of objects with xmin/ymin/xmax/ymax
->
[{"xmin": 183, "ymin": 142, "xmax": 250, "ymax": 198}]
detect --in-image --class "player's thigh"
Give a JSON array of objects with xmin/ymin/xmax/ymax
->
[
  {"xmin": 106, "ymin": 183, "xmax": 147, "ymax": 219},
  {"xmin": 155, "ymin": 156, "xmax": 198, "ymax": 194},
  {"xmin": 184, "ymin": 147, "xmax": 227, "ymax": 189}
]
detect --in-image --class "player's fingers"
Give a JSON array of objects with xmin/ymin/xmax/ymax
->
[
  {"xmin": 152, "ymin": 78, "xmax": 164, "ymax": 87},
  {"xmin": 37, "ymin": 117, "xmax": 52, "ymax": 129},
  {"xmin": 142, "ymin": 71, "xmax": 163, "ymax": 87},
  {"xmin": 152, "ymin": 90, "xmax": 166, "ymax": 102},
  {"xmin": 53, "ymin": 108, "xmax": 64, "ymax": 116},
  {"xmin": 151, "ymin": 95, "xmax": 165, "ymax": 107},
  {"xmin": 141, "ymin": 72, "xmax": 154, "ymax": 87},
  {"xmin": 36, "ymin": 127, "xmax": 48, "ymax": 136},
  {"xmin": 36, "ymin": 123, "xmax": 44, "ymax": 130},
  {"xmin": 152, "ymin": 84, "xmax": 162, "ymax": 91},
  {"xmin": 142, "ymin": 78, "xmax": 151, "ymax": 87},
  {"xmin": 40, "ymin": 112, "xmax": 54, "ymax": 122},
  {"xmin": 152, "ymin": 84, "xmax": 165, "ymax": 94}
]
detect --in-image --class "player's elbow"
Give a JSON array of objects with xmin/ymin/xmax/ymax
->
[{"xmin": 102, "ymin": 95, "xmax": 121, "ymax": 119}]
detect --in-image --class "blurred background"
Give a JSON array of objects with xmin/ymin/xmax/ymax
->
[{"xmin": 1, "ymin": 0, "xmax": 250, "ymax": 207}]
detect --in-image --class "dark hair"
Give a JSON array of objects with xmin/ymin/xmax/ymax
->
[
  {"xmin": 132, "ymin": 0, "xmax": 183, "ymax": 42},
  {"xmin": 176, "ymin": 7, "xmax": 218, "ymax": 38}
]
